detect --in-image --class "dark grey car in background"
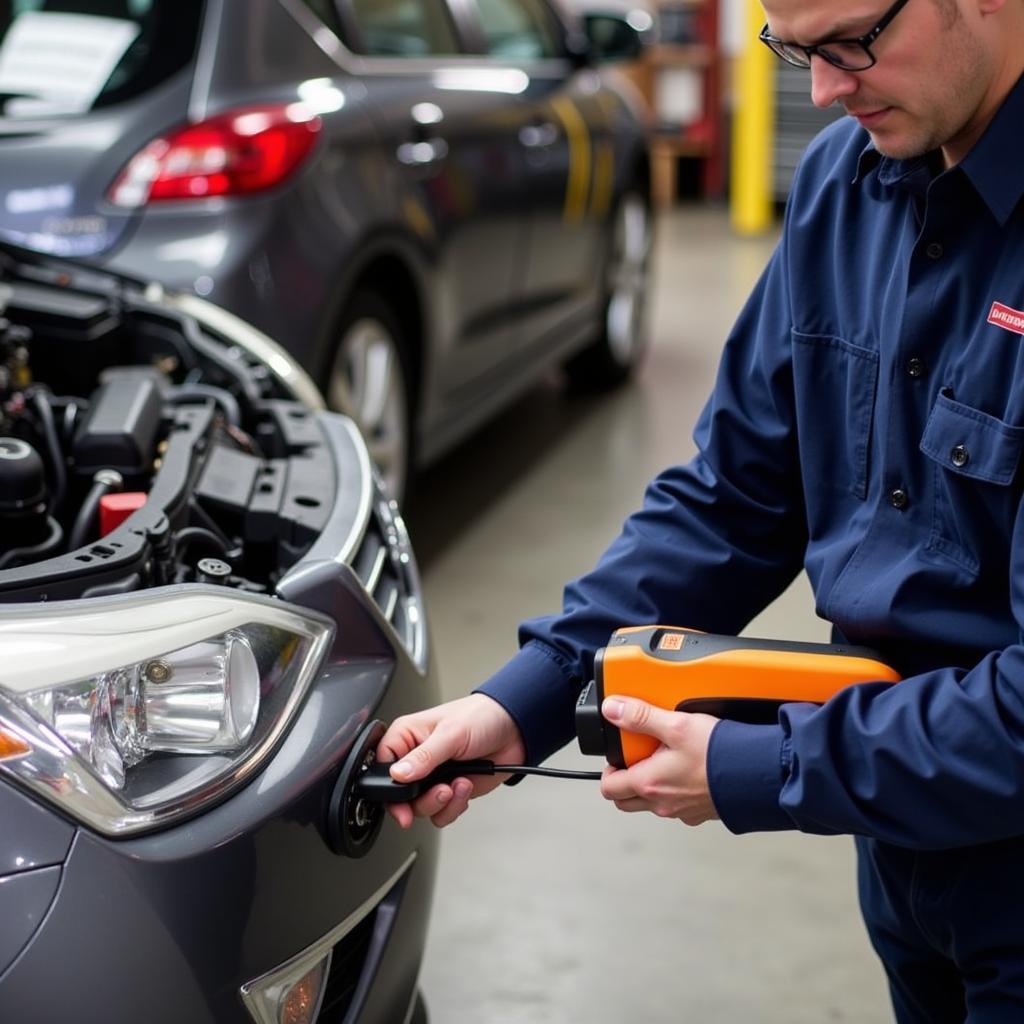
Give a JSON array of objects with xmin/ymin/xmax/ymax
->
[{"xmin": 0, "ymin": 0, "xmax": 652, "ymax": 501}]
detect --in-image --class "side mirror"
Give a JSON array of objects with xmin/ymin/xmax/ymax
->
[
  {"xmin": 581, "ymin": 10, "xmax": 654, "ymax": 63},
  {"xmin": 565, "ymin": 27, "xmax": 594, "ymax": 69}
]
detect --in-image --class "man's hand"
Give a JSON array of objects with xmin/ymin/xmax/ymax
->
[
  {"xmin": 598, "ymin": 697, "xmax": 720, "ymax": 825},
  {"xmin": 376, "ymin": 693, "xmax": 525, "ymax": 830}
]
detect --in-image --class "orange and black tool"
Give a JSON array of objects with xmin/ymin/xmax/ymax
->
[{"xmin": 576, "ymin": 626, "xmax": 901, "ymax": 768}]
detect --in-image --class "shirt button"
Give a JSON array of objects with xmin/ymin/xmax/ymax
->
[
  {"xmin": 906, "ymin": 357, "xmax": 926, "ymax": 378},
  {"xmin": 890, "ymin": 488, "xmax": 909, "ymax": 510},
  {"xmin": 926, "ymin": 242, "xmax": 944, "ymax": 259},
  {"xmin": 950, "ymin": 444, "xmax": 969, "ymax": 468}
]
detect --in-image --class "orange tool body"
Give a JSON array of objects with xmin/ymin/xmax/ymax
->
[{"xmin": 576, "ymin": 626, "xmax": 901, "ymax": 767}]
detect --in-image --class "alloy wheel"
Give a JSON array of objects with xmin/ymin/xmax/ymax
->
[
  {"xmin": 605, "ymin": 192, "xmax": 651, "ymax": 368},
  {"xmin": 327, "ymin": 315, "xmax": 409, "ymax": 502}
]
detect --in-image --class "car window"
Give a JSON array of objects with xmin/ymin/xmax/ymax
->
[
  {"xmin": 347, "ymin": 0, "xmax": 461, "ymax": 57},
  {"xmin": 475, "ymin": 0, "xmax": 560, "ymax": 59},
  {"xmin": 0, "ymin": 0, "xmax": 202, "ymax": 118}
]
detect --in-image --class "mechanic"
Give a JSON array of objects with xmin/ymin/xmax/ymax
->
[{"xmin": 378, "ymin": 0, "xmax": 1024, "ymax": 1019}]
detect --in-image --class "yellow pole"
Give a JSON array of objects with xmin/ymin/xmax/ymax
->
[{"xmin": 730, "ymin": 0, "xmax": 775, "ymax": 235}]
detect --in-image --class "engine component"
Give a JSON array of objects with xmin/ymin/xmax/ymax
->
[
  {"xmin": 0, "ymin": 322, "xmax": 30, "ymax": 412},
  {"xmin": 0, "ymin": 438, "xmax": 52, "ymax": 561},
  {"xmin": 0, "ymin": 246, "xmax": 347, "ymax": 601},
  {"xmin": 0, "ymin": 437, "xmax": 46, "ymax": 516},
  {"xmin": 197, "ymin": 557, "xmax": 233, "ymax": 585},
  {"xmin": 99, "ymin": 491, "xmax": 147, "ymax": 536},
  {"xmin": 73, "ymin": 373, "xmax": 164, "ymax": 478}
]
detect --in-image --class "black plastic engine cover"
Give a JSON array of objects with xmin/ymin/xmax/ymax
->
[{"xmin": 73, "ymin": 374, "xmax": 163, "ymax": 478}]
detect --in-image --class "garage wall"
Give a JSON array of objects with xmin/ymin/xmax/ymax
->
[{"xmin": 771, "ymin": 61, "xmax": 843, "ymax": 201}]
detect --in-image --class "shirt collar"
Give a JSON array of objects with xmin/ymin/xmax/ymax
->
[
  {"xmin": 850, "ymin": 71, "xmax": 1024, "ymax": 224},
  {"xmin": 960, "ymin": 70, "xmax": 1024, "ymax": 224}
]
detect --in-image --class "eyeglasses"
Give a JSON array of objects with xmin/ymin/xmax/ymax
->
[{"xmin": 759, "ymin": 0, "xmax": 912, "ymax": 71}]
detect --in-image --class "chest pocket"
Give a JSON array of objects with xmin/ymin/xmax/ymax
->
[
  {"xmin": 791, "ymin": 331, "xmax": 878, "ymax": 500},
  {"xmin": 919, "ymin": 389, "xmax": 1024, "ymax": 574}
]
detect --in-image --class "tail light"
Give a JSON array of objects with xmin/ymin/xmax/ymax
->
[{"xmin": 107, "ymin": 103, "xmax": 322, "ymax": 207}]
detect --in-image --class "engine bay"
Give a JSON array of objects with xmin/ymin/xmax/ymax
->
[{"xmin": 0, "ymin": 247, "xmax": 337, "ymax": 602}]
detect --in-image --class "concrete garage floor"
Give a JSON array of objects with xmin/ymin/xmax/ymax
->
[{"xmin": 402, "ymin": 205, "xmax": 893, "ymax": 1024}]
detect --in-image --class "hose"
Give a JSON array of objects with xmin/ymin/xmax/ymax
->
[
  {"xmin": 57, "ymin": 398, "xmax": 87, "ymax": 447},
  {"xmin": 174, "ymin": 526, "xmax": 233, "ymax": 559},
  {"xmin": 186, "ymin": 499, "xmax": 237, "ymax": 555},
  {"xmin": 29, "ymin": 390, "xmax": 66, "ymax": 512},
  {"xmin": 167, "ymin": 385, "xmax": 241, "ymax": 428},
  {"xmin": 0, "ymin": 515, "xmax": 63, "ymax": 570},
  {"xmin": 67, "ymin": 469, "xmax": 123, "ymax": 552}
]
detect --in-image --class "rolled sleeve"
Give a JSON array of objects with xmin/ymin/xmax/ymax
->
[{"xmin": 474, "ymin": 641, "xmax": 580, "ymax": 766}]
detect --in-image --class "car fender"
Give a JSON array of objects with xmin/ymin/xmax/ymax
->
[{"xmin": 308, "ymin": 226, "xmax": 442, "ymax": 417}]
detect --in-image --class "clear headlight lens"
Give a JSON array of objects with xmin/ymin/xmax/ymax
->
[
  {"xmin": 0, "ymin": 587, "xmax": 332, "ymax": 835},
  {"xmin": 24, "ymin": 631, "xmax": 263, "ymax": 790}
]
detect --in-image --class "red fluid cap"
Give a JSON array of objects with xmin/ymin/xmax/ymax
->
[{"xmin": 100, "ymin": 492, "xmax": 147, "ymax": 536}]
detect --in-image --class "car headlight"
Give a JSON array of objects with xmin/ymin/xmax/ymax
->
[{"xmin": 0, "ymin": 587, "xmax": 332, "ymax": 836}]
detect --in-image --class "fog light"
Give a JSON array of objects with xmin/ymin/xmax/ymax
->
[
  {"xmin": 280, "ymin": 959, "xmax": 329, "ymax": 1024},
  {"xmin": 241, "ymin": 947, "xmax": 331, "ymax": 1024}
]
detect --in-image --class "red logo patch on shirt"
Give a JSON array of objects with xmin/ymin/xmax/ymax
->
[{"xmin": 988, "ymin": 301, "xmax": 1024, "ymax": 336}]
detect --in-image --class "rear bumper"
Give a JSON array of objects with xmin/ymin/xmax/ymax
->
[{"xmin": 103, "ymin": 189, "xmax": 339, "ymax": 377}]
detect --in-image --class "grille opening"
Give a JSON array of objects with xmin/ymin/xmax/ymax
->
[
  {"xmin": 351, "ymin": 492, "xmax": 422, "ymax": 662},
  {"xmin": 315, "ymin": 910, "xmax": 377, "ymax": 1022}
]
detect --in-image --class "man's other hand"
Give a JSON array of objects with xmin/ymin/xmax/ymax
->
[{"xmin": 599, "ymin": 697, "xmax": 720, "ymax": 825}]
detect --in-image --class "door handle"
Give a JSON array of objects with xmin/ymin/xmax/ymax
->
[
  {"xmin": 518, "ymin": 122, "xmax": 559, "ymax": 149},
  {"xmin": 396, "ymin": 137, "xmax": 449, "ymax": 166}
]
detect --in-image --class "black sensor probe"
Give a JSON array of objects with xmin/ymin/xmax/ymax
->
[{"xmin": 354, "ymin": 759, "xmax": 603, "ymax": 803}]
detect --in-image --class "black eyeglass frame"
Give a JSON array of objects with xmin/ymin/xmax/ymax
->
[{"xmin": 759, "ymin": 0, "xmax": 912, "ymax": 71}]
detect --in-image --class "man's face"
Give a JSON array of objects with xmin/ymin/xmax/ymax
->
[{"xmin": 761, "ymin": 0, "xmax": 994, "ymax": 164}]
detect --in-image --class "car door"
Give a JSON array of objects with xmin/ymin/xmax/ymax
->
[
  {"xmin": 339, "ymin": 0, "xmax": 535, "ymax": 404},
  {"xmin": 468, "ymin": 0, "xmax": 607, "ymax": 357}
]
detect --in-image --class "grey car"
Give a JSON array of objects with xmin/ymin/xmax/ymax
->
[
  {"xmin": 0, "ymin": 241, "xmax": 438, "ymax": 1022},
  {"xmin": 0, "ymin": 0, "xmax": 653, "ymax": 501}
]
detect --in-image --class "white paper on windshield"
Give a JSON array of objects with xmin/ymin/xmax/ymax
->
[
  {"xmin": 0, "ymin": 11, "xmax": 140, "ymax": 116},
  {"xmin": 655, "ymin": 67, "xmax": 703, "ymax": 126}
]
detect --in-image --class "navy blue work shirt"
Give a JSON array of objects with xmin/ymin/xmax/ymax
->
[{"xmin": 476, "ymin": 72, "xmax": 1024, "ymax": 850}]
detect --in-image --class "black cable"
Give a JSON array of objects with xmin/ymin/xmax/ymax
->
[
  {"xmin": 50, "ymin": 397, "xmax": 87, "ymax": 446},
  {"xmin": 67, "ymin": 470, "xmax": 122, "ymax": 551},
  {"xmin": 168, "ymin": 385, "xmax": 241, "ymax": 428},
  {"xmin": 175, "ymin": 526, "xmax": 233, "ymax": 558},
  {"xmin": 29, "ymin": 390, "xmax": 66, "ymax": 512},
  {"xmin": 61, "ymin": 400, "xmax": 80, "ymax": 446},
  {"xmin": 0, "ymin": 515, "xmax": 63, "ymax": 570},
  {"xmin": 492, "ymin": 765, "xmax": 603, "ymax": 780},
  {"xmin": 185, "ymin": 500, "xmax": 237, "ymax": 554},
  {"xmin": 179, "ymin": 315, "xmax": 260, "ymax": 402}
]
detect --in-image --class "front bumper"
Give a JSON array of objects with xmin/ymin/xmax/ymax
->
[
  {"xmin": 0, "ymin": 637, "xmax": 439, "ymax": 1023},
  {"xmin": 0, "ymin": 404, "xmax": 440, "ymax": 1023}
]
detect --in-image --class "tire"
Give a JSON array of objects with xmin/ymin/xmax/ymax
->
[
  {"xmin": 564, "ymin": 189, "xmax": 652, "ymax": 392},
  {"xmin": 325, "ymin": 289, "xmax": 412, "ymax": 504}
]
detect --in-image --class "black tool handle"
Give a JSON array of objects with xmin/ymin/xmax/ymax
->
[{"xmin": 354, "ymin": 759, "xmax": 498, "ymax": 803}]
